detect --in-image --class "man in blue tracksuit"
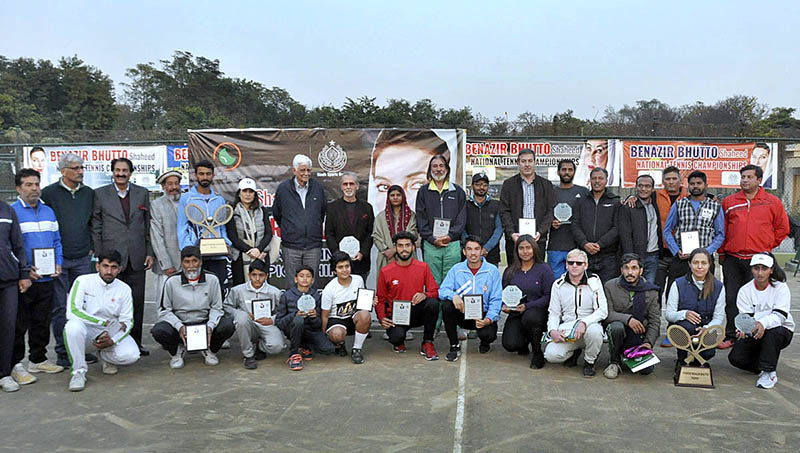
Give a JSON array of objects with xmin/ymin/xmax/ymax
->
[{"xmin": 438, "ymin": 235, "xmax": 503, "ymax": 362}]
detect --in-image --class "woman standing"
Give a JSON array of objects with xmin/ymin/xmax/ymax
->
[
  {"xmin": 501, "ymin": 235, "xmax": 554, "ymax": 369},
  {"xmin": 226, "ymin": 178, "xmax": 272, "ymax": 286},
  {"xmin": 372, "ymin": 185, "xmax": 418, "ymax": 272}
]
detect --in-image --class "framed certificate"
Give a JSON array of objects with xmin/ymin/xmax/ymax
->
[
  {"xmin": 185, "ymin": 323, "xmax": 208, "ymax": 352},
  {"xmin": 680, "ymin": 231, "xmax": 700, "ymax": 256},
  {"xmin": 297, "ymin": 294, "xmax": 316, "ymax": 313},
  {"xmin": 32, "ymin": 247, "xmax": 56, "ymax": 276},
  {"xmin": 463, "ymin": 294, "xmax": 484, "ymax": 320},
  {"xmin": 519, "ymin": 218, "xmax": 536, "ymax": 237},
  {"xmin": 433, "ymin": 217, "xmax": 451, "ymax": 238},
  {"xmin": 392, "ymin": 301, "xmax": 411, "ymax": 326},
  {"xmin": 356, "ymin": 288, "xmax": 375, "ymax": 312},
  {"xmin": 251, "ymin": 299, "xmax": 272, "ymax": 320},
  {"xmin": 339, "ymin": 236, "xmax": 360, "ymax": 259}
]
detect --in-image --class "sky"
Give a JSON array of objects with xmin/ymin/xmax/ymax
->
[{"xmin": 2, "ymin": 0, "xmax": 799, "ymax": 121}]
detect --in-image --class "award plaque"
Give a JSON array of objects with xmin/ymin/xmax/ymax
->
[
  {"xmin": 199, "ymin": 238, "xmax": 228, "ymax": 257},
  {"xmin": 680, "ymin": 231, "xmax": 700, "ymax": 256},
  {"xmin": 502, "ymin": 285, "xmax": 523, "ymax": 309},
  {"xmin": 554, "ymin": 203, "xmax": 573, "ymax": 224},
  {"xmin": 734, "ymin": 313, "xmax": 757, "ymax": 337},
  {"xmin": 433, "ymin": 217, "xmax": 451, "ymax": 238},
  {"xmin": 339, "ymin": 236, "xmax": 360, "ymax": 259},
  {"xmin": 32, "ymin": 247, "xmax": 56, "ymax": 276},
  {"xmin": 297, "ymin": 294, "xmax": 316, "ymax": 313},
  {"xmin": 251, "ymin": 299, "xmax": 272, "ymax": 320},
  {"xmin": 392, "ymin": 301, "xmax": 412, "ymax": 326},
  {"xmin": 356, "ymin": 288, "xmax": 375, "ymax": 312},
  {"xmin": 463, "ymin": 294, "xmax": 484, "ymax": 320},
  {"xmin": 185, "ymin": 203, "xmax": 234, "ymax": 257},
  {"xmin": 185, "ymin": 323, "xmax": 208, "ymax": 352},
  {"xmin": 667, "ymin": 324, "xmax": 724, "ymax": 388},
  {"xmin": 519, "ymin": 218, "xmax": 536, "ymax": 237}
]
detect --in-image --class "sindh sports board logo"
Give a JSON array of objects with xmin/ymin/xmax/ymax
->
[
  {"xmin": 318, "ymin": 141, "xmax": 347, "ymax": 172},
  {"xmin": 213, "ymin": 142, "xmax": 242, "ymax": 171}
]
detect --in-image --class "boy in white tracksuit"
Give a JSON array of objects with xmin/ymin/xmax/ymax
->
[{"xmin": 64, "ymin": 252, "xmax": 140, "ymax": 391}]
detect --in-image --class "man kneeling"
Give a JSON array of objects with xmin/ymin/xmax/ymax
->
[
  {"xmin": 64, "ymin": 251, "xmax": 140, "ymax": 392},
  {"xmin": 321, "ymin": 252, "xmax": 372, "ymax": 364},
  {"xmin": 602, "ymin": 253, "xmax": 660, "ymax": 379},
  {"xmin": 151, "ymin": 246, "xmax": 235, "ymax": 368}
]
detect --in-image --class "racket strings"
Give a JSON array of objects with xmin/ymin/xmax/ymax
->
[{"xmin": 667, "ymin": 326, "xmax": 692, "ymax": 348}]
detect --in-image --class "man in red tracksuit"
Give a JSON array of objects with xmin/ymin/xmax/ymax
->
[{"xmin": 718, "ymin": 164, "xmax": 789, "ymax": 348}]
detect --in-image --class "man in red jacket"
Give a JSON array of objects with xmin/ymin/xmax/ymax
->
[{"xmin": 718, "ymin": 164, "xmax": 789, "ymax": 348}]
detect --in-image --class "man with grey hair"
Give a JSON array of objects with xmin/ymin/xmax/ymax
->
[
  {"xmin": 41, "ymin": 153, "xmax": 96, "ymax": 368},
  {"xmin": 272, "ymin": 154, "xmax": 327, "ymax": 285},
  {"xmin": 151, "ymin": 170, "xmax": 184, "ymax": 304},
  {"xmin": 325, "ymin": 172, "xmax": 374, "ymax": 281}
]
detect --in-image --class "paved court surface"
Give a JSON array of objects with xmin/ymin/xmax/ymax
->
[{"xmin": 2, "ymin": 272, "xmax": 799, "ymax": 452}]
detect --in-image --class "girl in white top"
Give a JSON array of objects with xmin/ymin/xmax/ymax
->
[{"xmin": 728, "ymin": 252, "xmax": 794, "ymax": 389}]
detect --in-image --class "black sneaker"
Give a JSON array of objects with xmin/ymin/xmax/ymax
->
[
  {"xmin": 243, "ymin": 356, "xmax": 257, "ymax": 369},
  {"xmin": 351, "ymin": 348, "xmax": 365, "ymax": 364},
  {"xmin": 583, "ymin": 362, "xmax": 596, "ymax": 378},
  {"xmin": 335, "ymin": 343, "xmax": 348, "ymax": 357},
  {"xmin": 253, "ymin": 348, "xmax": 267, "ymax": 361},
  {"xmin": 564, "ymin": 349, "xmax": 581, "ymax": 367},
  {"xmin": 530, "ymin": 353, "xmax": 545, "ymax": 369},
  {"xmin": 445, "ymin": 345, "xmax": 462, "ymax": 362},
  {"xmin": 479, "ymin": 343, "xmax": 491, "ymax": 354},
  {"xmin": 85, "ymin": 353, "xmax": 98, "ymax": 364}
]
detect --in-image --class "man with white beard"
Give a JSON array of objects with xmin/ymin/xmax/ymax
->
[{"xmin": 150, "ymin": 171, "xmax": 184, "ymax": 303}]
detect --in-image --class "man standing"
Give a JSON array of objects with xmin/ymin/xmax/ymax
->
[
  {"xmin": 602, "ymin": 253, "xmax": 660, "ymax": 379},
  {"xmin": 10, "ymin": 169, "xmax": 65, "ymax": 387},
  {"xmin": 548, "ymin": 159, "xmax": 590, "ymax": 279},
  {"xmin": 325, "ymin": 173, "xmax": 374, "ymax": 281},
  {"xmin": 415, "ymin": 155, "xmax": 467, "ymax": 285},
  {"xmin": 150, "ymin": 170, "xmax": 184, "ymax": 303},
  {"xmin": 571, "ymin": 168, "xmax": 620, "ymax": 282},
  {"xmin": 0, "ymin": 200, "xmax": 31, "ymax": 392},
  {"xmin": 618, "ymin": 175, "xmax": 661, "ymax": 283},
  {"xmin": 272, "ymin": 154, "xmax": 326, "ymax": 284},
  {"xmin": 41, "ymin": 153, "xmax": 94, "ymax": 368},
  {"xmin": 717, "ymin": 164, "xmax": 789, "ymax": 348},
  {"xmin": 92, "ymin": 157, "xmax": 153, "ymax": 356},
  {"xmin": 63, "ymin": 251, "xmax": 140, "ymax": 392},
  {"xmin": 500, "ymin": 149, "xmax": 556, "ymax": 262},
  {"xmin": 464, "ymin": 172, "xmax": 502, "ymax": 266},
  {"xmin": 177, "ymin": 160, "xmax": 232, "ymax": 293}
]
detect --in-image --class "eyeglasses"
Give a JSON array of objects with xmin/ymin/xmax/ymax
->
[
  {"xmin": 66, "ymin": 165, "xmax": 85, "ymax": 171},
  {"xmin": 566, "ymin": 261, "xmax": 586, "ymax": 266}
]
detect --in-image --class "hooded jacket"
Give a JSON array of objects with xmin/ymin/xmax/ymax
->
[
  {"xmin": 274, "ymin": 285, "xmax": 324, "ymax": 332},
  {"xmin": 547, "ymin": 272, "xmax": 608, "ymax": 333}
]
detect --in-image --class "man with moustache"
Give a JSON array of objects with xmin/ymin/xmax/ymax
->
[
  {"xmin": 325, "ymin": 173, "xmax": 374, "ymax": 281},
  {"xmin": 151, "ymin": 170, "xmax": 184, "ymax": 304},
  {"xmin": 464, "ymin": 172, "xmax": 502, "ymax": 266},
  {"xmin": 92, "ymin": 158, "xmax": 154, "ymax": 356},
  {"xmin": 571, "ymin": 167, "xmax": 620, "ymax": 282},
  {"xmin": 548, "ymin": 159, "xmax": 590, "ymax": 279},
  {"xmin": 618, "ymin": 175, "xmax": 662, "ymax": 284}
]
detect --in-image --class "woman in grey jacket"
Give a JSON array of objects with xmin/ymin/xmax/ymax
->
[{"xmin": 226, "ymin": 178, "xmax": 272, "ymax": 286}]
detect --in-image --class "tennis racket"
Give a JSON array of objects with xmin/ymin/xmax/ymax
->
[{"xmin": 667, "ymin": 325, "xmax": 704, "ymax": 365}]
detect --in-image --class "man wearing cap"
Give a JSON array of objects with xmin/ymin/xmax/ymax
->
[
  {"xmin": 325, "ymin": 173, "xmax": 374, "ymax": 281},
  {"xmin": 151, "ymin": 170, "xmax": 184, "ymax": 304},
  {"xmin": 464, "ymin": 172, "xmax": 502, "ymax": 266},
  {"xmin": 272, "ymin": 155, "xmax": 327, "ymax": 284}
]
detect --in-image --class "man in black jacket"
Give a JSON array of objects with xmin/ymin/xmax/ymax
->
[
  {"xmin": 571, "ymin": 167, "xmax": 620, "ymax": 282},
  {"xmin": 618, "ymin": 174, "xmax": 661, "ymax": 284},
  {"xmin": 325, "ymin": 173, "xmax": 374, "ymax": 281},
  {"xmin": 272, "ymin": 154, "xmax": 327, "ymax": 286},
  {"xmin": 1, "ymin": 200, "xmax": 31, "ymax": 392},
  {"xmin": 464, "ymin": 172, "xmax": 502, "ymax": 266},
  {"xmin": 499, "ymin": 149, "xmax": 556, "ymax": 263}
]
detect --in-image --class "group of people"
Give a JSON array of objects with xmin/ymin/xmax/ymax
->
[{"xmin": 0, "ymin": 148, "xmax": 793, "ymax": 393}]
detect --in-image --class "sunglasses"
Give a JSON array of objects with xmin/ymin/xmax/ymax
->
[{"xmin": 566, "ymin": 261, "xmax": 586, "ymax": 266}]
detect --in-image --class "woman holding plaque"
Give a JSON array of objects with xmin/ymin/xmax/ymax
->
[
  {"xmin": 500, "ymin": 235, "xmax": 554, "ymax": 369},
  {"xmin": 226, "ymin": 178, "xmax": 273, "ymax": 286},
  {"xmin": 372, "ymin": 185, "xmax": 418, "ymax": 272}
]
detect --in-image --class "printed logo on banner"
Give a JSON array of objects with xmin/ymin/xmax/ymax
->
[
  {"xmin": 213, "ymin": 142, "xmax": 242, "ymax": 171},
  {"xmin": 318, "ymin": 141, "xmax": 347, "ymax": 172}
]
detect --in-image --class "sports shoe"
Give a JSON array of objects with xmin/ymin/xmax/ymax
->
[
  {"xmin": 530, "ymin": 353, "xmax": 545, "ymax": 369},
  {"xmin": 393, "ymin": 343, "xmax": 407, "ymax": 353},
  {"xmin": 478, "ymin": 343, "xmax": 491, "ymax": 354},
  {"xmin": 101, "ymin": 359, "xmax": 118, "ymax": 375},
  {"xmin": 382, "ymin": 332, "xmax": 390, "ymax": 340},
  {"xmin": 299, "ymin": 347, "xmax": 313, "ymax": 361},
  {"xmin": 420, "ymin": 341, "xmax": 439, "ymax": 361},
  {"xmin": 243, "ymin": 356, "xmax": 257, "ymax": 370},
  {"xmin": 564, "ymin": 349, "xmax": 581, "ymax": 367},
  {"xmin": 288, "ymin": 354, "xmax": 304, "ymax": 371},
  {"xmin": 351, "ymin": 348, "xmax": 365, "ymax": 364},
  {"xmin": 603, "ymin": 363, "xmax": 621, "ymax": 379},
  {"xmin": 221, "ymin": 340, "xmax": 232, "ymax": 349},
  {"xmin": 756, "ymin": 371, "xmax": 777, "ymax": 389},
  {"xmin": 405, "ymin": 331, "xmax": 415, "ymax": 341},
  {"xmin": 717, "ymin": 339, "xmax": 734, "ymax": 350},
  {"xmin": 253, "ymin": 348, "xmax": 267, "ymax": 361},
  {"xmin": 169, "ymin": 345, "xmax": 186, "ymax": 369},
  {"xmin": 660, "ymin": 336, "xmax": 673, "ymax": 348},
  {"xmin": 0, "ymin": 375, "xmax": 21, "ymax": 392},
  {"xmin": 583, "ymin": 362, "xmax": 596, "ymax": 378},
  {"xmin": 68, "ymin": 372, "xmax": 86, "ymax": 392},
  {"xmin": 445, "ymin": 345, "xmax": 461, "ymax": 362},
  {"xmin": 11, "ymin": 363, "xmax": 37, "ymax": 385},
  {"xmin": 467, "ymin": 330, "xmax": 478, "ymax": 340},
  {"xmin": 335, "ymin": 343, "xmax": 348, "ymax": 357},
  {"xmin": 28, "ymin": 360, "xmax": 64, "ymax": 374},
  {"xmin": 202, "ymin": 350, "xmax": 219, "ymax": 366},
  {"xmin": 457, "ymin": 329, "xmax": 467, "ymax": 341},
  {"xmin": 56, "ymin": 355, "xmax": 70, "ymax": 368},
  {"xmin": 85, "ymin": 353, "xmax": 98, "ymax": 364}
]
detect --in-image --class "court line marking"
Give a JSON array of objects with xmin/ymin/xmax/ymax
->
[{"xmin": 453, "ymin": 339, "xmax": 468, "ymax": 453}]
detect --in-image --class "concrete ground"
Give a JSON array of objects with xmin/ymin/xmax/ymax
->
[{"xmin": 2, "ymin": 272, "xmax": 799, "ymax": 452}]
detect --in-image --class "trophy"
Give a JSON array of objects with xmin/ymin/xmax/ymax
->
[
  {"xmin": 554, "ymin": 203, "xmax": 573, "ymax": 224},
  {"xmin": 184, "ymin": 203, "xmax": 234, "ymax": 256},
  {"xmin": 734, "ymin": 314, "xmax": 757, "ymax": 337},
  {"xmin": 502, "ymin": 285, "xmax": 523, "ymax": 310},
  {"xmin": 667, "ymin": 324, "xmax": 724, "ymax": 388}
]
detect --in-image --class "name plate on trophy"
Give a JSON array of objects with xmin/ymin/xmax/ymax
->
[
  {"xmin": 463, "ymin": 294, "xmax": 484, "ymax": 320},
  {"xmin": 392, "ymin": 301, "xmax": 411, "ymax": 326},
  {"xmin": 519, "ymin": 218, "xmax": 536, "ymax": 237},
  {"xmin": 199, "ymin": 238, "xmax": 228, "ymax": 257},
  {"xmin": 502, "ymin": 285, "xmax": 523, "ymax": 309},
  {"xmin": 433, "ymin": 217, "xmax": 451, "ymax": 238},
  {"xmin": 32, "ymin": 247, "xmax": 56, "ymax": 276},
  {"xmin": 339, "ymin": 236, "xmax": 360, "ymax": 259},
  {"xmin": 554, "ymin": 203, "xmax": 573, "ymax": 224},
  {"xmin": 185, "ymin": 323, "xmax": 208, "ymax": 352}
]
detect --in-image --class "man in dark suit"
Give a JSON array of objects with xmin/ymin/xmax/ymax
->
[{"xmin": 92, "ymin": 158, "xmax": 154, "ymax": 356}]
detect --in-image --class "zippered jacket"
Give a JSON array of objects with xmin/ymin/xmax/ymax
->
[{"xmin": 438, "ymin": 258, "xmax": 503, "ymax": 322}]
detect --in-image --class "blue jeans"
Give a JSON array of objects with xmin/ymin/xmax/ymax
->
[
  {"xmin": 642, "ymin": 253, "xmax": 659, "ymax": 285},
  {"xmin": 547, "ymin": 250, "xmax": 569, "ymax": 280},
  {"xmin": 52, "ymin": 255, "xmax": 91, "ymax": 358}
]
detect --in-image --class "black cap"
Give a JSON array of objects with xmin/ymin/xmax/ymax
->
[{"xmin": 471, "ymin": 172, "xmax": 489, "ymax": 184}]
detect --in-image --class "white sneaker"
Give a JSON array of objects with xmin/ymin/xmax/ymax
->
[
  {"xmin": 11, "ymin": 363, "xmax": 37, "ymax": 385},
  {"xmin": 221, "ymin": 340, "xmax": 231, "ymax": 349},
  {"xmin": 382, "ymin": 332, "xmax": 390, "ymax": 340},
  {"xmin": 27, "ymin": 359, "xmax": 64, "ymax": 374},
  {"xmin": 101, "ymin": 360, "xmax": 118, "ymax": 375},
  {"xmin": 756, "ymin": 371, "xmax": 778, "ymax": 389},
  {"xmin": 68, "ymin": 372, "xmax": 86, "ymax": 392},
  {"xmin": 603, "ymin": 363, "xmax": 622, "ymax": 379},
  {"xmin": 202, "ymin": 350, "xmax": 219, "ymax": 366},
  {"xmin": 0, "ymin": 376, "xmax": 20, "ymax": 392},
  {"xmin": 170, "ymin": 345, "xmax": 186, "ymax": 369}
]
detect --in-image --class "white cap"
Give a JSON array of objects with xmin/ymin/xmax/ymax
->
[
  {"xmin": 238, "ymin": 178, "xmax": 257, "ymax": 191},
  {"xmin": 750, "ymin": 253, "xmax": 774, "ymax": 268}
]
